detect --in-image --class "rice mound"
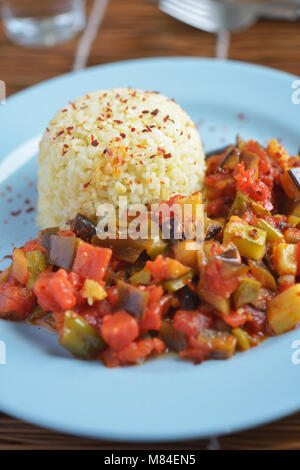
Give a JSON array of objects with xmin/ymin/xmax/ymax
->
[{"xmin": 38, "ymin": 87, "xmax": 205, "ymax": 229}]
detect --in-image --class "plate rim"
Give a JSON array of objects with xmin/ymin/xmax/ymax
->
[{"xmin": 1, "ymin": 56, "xmax": 300, "ymax": 442}]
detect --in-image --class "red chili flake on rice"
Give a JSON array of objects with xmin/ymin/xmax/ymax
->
[{"xmin": 91, "ymin": 140, "xmax": 99, "ymax": 147}]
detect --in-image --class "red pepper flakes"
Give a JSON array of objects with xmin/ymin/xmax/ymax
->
[
  {"xmin": 103, "ymin": 148, "xmax": 113, "ymax": 156},
  {"xmin": 115, "ymin": 137, "xmax": 121, "ymax": 142},
  {"xmin": 142, "ymin": 110, "xmax": 149, "ymax": 114},
  {"xmin": 131, "ymin": 128, "xmax": 136, "ymax": 132},
  {"xmin": 62, "ymin": 109, "xmax": 68, "ymax": 112},
  {"xmin": 11, "ymin": 210, "xmax": 21, "ymax": 217},
  {"xmin": 163, "ymin": 115, "xmax": 169, "ymax": 123},
  {"xmin": 149, "ymin": 155, "xmax": 156, "ymax": 159},
  {"xmin": 83, "ymin": 182, "xmax": 90, "ymax": 189},
  {"xmin": 151, "ymin": 109, "xmax": 159, "ymax": 116},
  {"xmin": 120, "ymin": 133, "xmax": 126, "ymax": 139},
  {"xmin": 56, "ymin": 130, "xmax": 64, "ymax": 137},
  {"xmin": 69, "ymin": 102, "xmax": 76, "ymax": 110},
  {"xmin": 114, "ymin": 120, "xmax": 123, "ymax": 124},
  {"xmin": 97, "ymin": 116, "xmax": 104, "ymax": 121},
  {"xmin": 139, "ymin": 161, "xmax": 144, "ymax": 165},
  {"xmin": 26, "ymin": 207, "xmax": 35, "ymax": 213},
  {"xmin": 158, "ymin": 146, "xmax": 166, "ymax": 154},
  {"xmin": 91, "ymin": 140, "xmax": 99, "ymax": 147},
  {"xmin": 24, "ymin": 199, "xmax": 30, "ymax": 204}
]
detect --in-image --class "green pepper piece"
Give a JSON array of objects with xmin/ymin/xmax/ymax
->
[
  {"xmin": 129, "ymin": 268, "xmax": 151, "ymax": 286},
  {"xmin": 233, "ymin": 278, "xmax": 261, "ymax": 309},
  {"xmin": 163, "ymin": 270, "xmax": 194, "ymax": 292},
  {"xmin": 59, "ymin": 310, "xmax": 105, "ymax": 359},
  {"xmin": 26, "ymin": 250, "xmax": 48, "ymax": 289}
]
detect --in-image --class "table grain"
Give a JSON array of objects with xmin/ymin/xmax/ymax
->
[{"xmin": 1, "ymin": 0, "xmax": 300, "ymax": 450}]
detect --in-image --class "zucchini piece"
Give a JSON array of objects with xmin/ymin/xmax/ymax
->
[
  {"xmin": 272, "ymin": 243, "xmax": 297, "ymax": 276},
  {"xmin": 172, "ymin": 240, "xmax": 202, "ymax": 269},
  {"xmin": 248, "ymin": 260, "xmax": 277, "ymax": 291},
  {"xmin": 223, "ymin": 216, "xmax": 267, "ymax": 261},
  {"xmin": 12, "ymin": 248, "xmax": 29, "ymax": 285},
  {"xmin": 233, "ymin": 278, "xmax": 261, "ymax": 309},
  {"xmin": 26, "ymin": 250, "xmax": 48, "ymax": 289},
  {"xmin": 287, "ymin": 215, "xmax": 300, "ymax": 228},
  {"xmin": 198, "ymin": 286, "xmax": 230, "ymax": 316},
  {"xmin": 59, "ymin": 310, "xmax": 105, "ymax": 359},
  {"xmin": 232, "ymin": 327, "xmax": 253, "ymax": 351},
  {"xmin": 267, "ymin": 284, "xmax": 300, "ymax": 334},
  {"xmin": 254, "ymin": 218, "xmax": 284, "ymax": 243}
]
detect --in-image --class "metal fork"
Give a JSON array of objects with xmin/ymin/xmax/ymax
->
[{"xmin": 159, "ymin": 0, "xmax": 300, "ymax": 33}]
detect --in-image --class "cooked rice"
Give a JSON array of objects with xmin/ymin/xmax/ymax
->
[{"xmin": 38, "ymin": 87, "xmax": 205, "ymax": 229}]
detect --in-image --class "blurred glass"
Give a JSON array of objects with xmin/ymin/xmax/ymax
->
[{"xmin": 2, "ymin": 0, "xmax": 86, "ymax": 47}]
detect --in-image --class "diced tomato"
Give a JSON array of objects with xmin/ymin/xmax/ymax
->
[
  {"xmin": 100, "ymin": 311, "xmax": 139, "ymax": 351},
  {"xmin": 243, "ymin": 305, "xmax": 266, "ymax": 334},
  {"xmin": 221, "ymin": 310, "xmax": 247, "ymax": 328},
  {"xmin": 139, "ymin": 288, "xmax": 172, "ymax": 333},
  {"xmin": 173, "ymin": 310, "xmax": 211, "ymax": 337},
  {"xmin": 68, "ymin": 272, "xmax": 83, "ymax": 290},
  {"xmin": 235, "ymin": 162, "xmax": 273, "ymax": 211},
  {"xmin": 206, "ymin": 197, "xmax": 232, "ymax": 217},
  {"xmin": 94, "ymin": 298, "xmax": 112, "ymax": 317},
  {"xmin": 145, "ymin": 256, "xmax": 189, "ymax": 284},
  {"xmin": 101, "ymin": 347, "xmax": 120, "ymax": 368},
  {"xmin": 106, "ymin": 286, "xmax": 119, "ymax": 311},
  {"xmin": 117, "ymin": 338, "xmax": 165, "ymax": 365},
  {"xmin": 179, "ymin": 336, "xmax": 212, "ymax": 364},
  {"xmin": 202, "ymin": 258, "xmax": 241, "ymax": 298},
  {"xmin": 33, "ymin": 269, "xmax": 76, "ymax": 312},
  {"xmin": 297, "ymin": 244, "xmax": 300, "ymax": 277},
  {"xmin": 72, "ymin": 243, "xmax": 112, "ymax": 283},
  {"xmin": 0, "ymin": 280, "xmax": 36, "ymax": 320},
  {"xmin": 22, "ymin": 238, "xmax": 46, "ymax": 254},
  {"xmin": 57, "ymin": 230, "xmax": 76, "ymax": 238}
]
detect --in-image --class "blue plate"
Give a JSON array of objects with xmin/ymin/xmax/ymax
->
[{"xmin": 1, "ymin": 58, "xmax": 300, "ymax": 442}]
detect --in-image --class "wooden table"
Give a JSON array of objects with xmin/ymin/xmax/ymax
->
[{"xmin": 1, "ymin": 0, "xmax": 300, "ymax": 450}]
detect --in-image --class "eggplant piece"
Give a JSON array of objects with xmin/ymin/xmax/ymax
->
[
  {"xmin": 240, "ymin": 152, "xmax": 259, "ymax": 178},
  {"xmin": 116, "ymin": 280, "xmax": 149, "ymax": 320},
  {"xmin": 205, "ymin": 144, "xmax": 233, "ymax": 159},
  {"xmin": 158, "ymin": 319, "xmax": 188, "ymax": 352},
  {"xmin": 49, "ymin": 235, "xmax": 80, "ymax": 270},
  {"xmin": 219, "ymin": 146, "xmax": 240, "ymax": 170},
  {"xmin": 39, "ymin": 227, "xmax": 59, "ymax": 252},
  {"xmin": 288, "ymin": 168, "xmax": 300, "ymax": 193},
  {"xmin": 69, "ymin": 214, "xmax": 96, "ymax": 242},
  {"xmin": 177, "ymin": 285, "xmax": 199, "ymax": 310}
]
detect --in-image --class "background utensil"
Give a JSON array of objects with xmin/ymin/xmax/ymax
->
[{"xmin": 159, "ymin": 0, "xmax": 300, "ymax": 33}]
